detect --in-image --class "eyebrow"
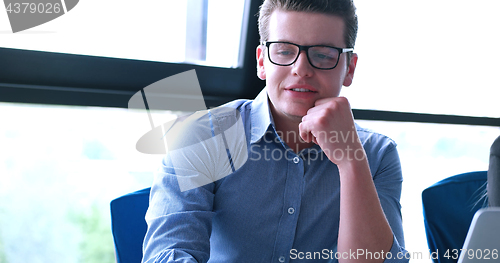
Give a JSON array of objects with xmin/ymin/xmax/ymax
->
[{"xmin": 273, "ymin": 39, "xmax": 341, "ymax": 47}]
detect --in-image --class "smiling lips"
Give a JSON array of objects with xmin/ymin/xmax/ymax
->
[
  {"xmin": 291, "ymin": 88, "xmax": 314, "ymax": 92},
  {"xmin": 286, "ymin": 84, "xmax": 318, "ymax": 94}
]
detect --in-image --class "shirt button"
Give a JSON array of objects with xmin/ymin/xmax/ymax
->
[
  {"xmin": 279, "ymin": 256, "xmax": 286, "ymax": 262},
  {"xmin": 292, "ymin": 156, "xmax": 300, "ymax": 163},
  {"xmin": 288, "ymin": 207, "xmax": 295, "ymax": 215}
]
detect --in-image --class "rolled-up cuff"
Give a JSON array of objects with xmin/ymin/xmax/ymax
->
[{"xmin": 383, "ymin": 235, "xmax": 410, "ymax": 263}]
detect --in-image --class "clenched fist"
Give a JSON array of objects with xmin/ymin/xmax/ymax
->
[{"xmin": 299, "ymin": 96, "xmax": 366, "ymax": 166}]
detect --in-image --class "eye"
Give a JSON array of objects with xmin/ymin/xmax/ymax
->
[
  {"xmin": 310, "ymin": 47, "xmax": 338, "ymax": 61},
  {"xmin": 275, "ymin": 48, "xmax": 296, "ymax": 57},
  {"xmin": 314, "ymin": 53, "xmax": 334, "ymax": 60},
  {"xmin": 278, "ymin": 50, "xmax": 293, "ymax": 56},
  {"xmin": 270, "ymin": 43, "xmax": 297, "ymax": 57}
]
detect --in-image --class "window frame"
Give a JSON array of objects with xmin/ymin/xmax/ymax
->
[
  {"xmin": 0, "ymin": 0, "xmax": 262, "ymax": 109},
  {"xmin": 0, "ymin": 0, "xmax": 498, "ymax": 127}
]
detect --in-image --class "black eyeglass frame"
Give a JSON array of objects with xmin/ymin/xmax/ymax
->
[{"xmin": 262, "ymin": 41, "xmax": 354, "ymax": 70}]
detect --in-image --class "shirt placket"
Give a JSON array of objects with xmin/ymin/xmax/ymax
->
[{"xmin": 271, "ymin": 150, "xmax": 304, "ymax": 263}]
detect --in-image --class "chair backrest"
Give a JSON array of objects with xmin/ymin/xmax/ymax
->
[
  {"xmin": 422, "ymin": 171, "xmax": 487, "ymax": 263},
  {"xmin": 110, "ymin": 187, "xmax": 151, "ymax": 263}
]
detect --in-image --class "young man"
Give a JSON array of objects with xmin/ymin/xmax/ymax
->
[{"xmin": 142, "ymin": 0, "xmax": 408, "ymax": 262}]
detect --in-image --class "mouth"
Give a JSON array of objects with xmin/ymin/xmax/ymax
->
[
  {"xmin": 286, "ymin": 84, "xmax": 318, "ymax": 93},
  {"xmin": 290, "ymin": 88, "xmax": 315, "ymax": 93}
]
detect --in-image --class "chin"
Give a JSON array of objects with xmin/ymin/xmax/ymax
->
[
  {"xmin": 272, "ymin": 101, "xmax": 311, "ymax": 120},
  {"xmin": 284, "ymin": 106, "xmax": 309, "ymax": 118}
]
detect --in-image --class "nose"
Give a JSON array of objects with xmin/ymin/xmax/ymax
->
[{"xmin": 291, "ymin": 51, "xmax": 314, "ymax": 77}]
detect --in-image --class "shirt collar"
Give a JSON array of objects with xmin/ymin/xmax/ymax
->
[
  {"xmin": 249, "ymin": 87, "xmax": 325, "ymax": 155},
  {"xmin": 250, "ymin": 87, "xmax": 273, "ymax": 144}
]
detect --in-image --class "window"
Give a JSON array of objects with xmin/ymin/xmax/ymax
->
[
  {"xmin": 0, "ymin": 0, "xmax": 499, "ymax": 261},
  {"xmin": 356, "ymin": 120, "xmax": 499, "ymax": 258},
  {"xmin": 0, "ymin": 102, "xmax": 170, "ymax": 262},
  {"xmin": 342, "ymin": 0, "xmax": 500, "ymax": 118},
  {"xmin": 0, "ymin": 0, "xmax": 246, "ymax": 68},
  {"xmin": 1, "ymin": 105, "xmax": 497, "ymax": 262},
  {"xmin": 0, "ymin": 0, "xmax": 259, "ymax": 108}
]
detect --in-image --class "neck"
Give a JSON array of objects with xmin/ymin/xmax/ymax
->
[{"xmin": 270, "ymin": 105, "xmax": 314, "ymax": 153}]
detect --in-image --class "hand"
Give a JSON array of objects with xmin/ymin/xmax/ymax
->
[{"xmin": 299, "ymin": 97, "xmax": 366, "ymax": 166}]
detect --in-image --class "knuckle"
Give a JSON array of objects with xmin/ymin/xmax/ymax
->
[
  {"xmin": 337, "ymin": 96, "xmax": 350, "ymax": 107},
  {"xmin": 317, "ymin": 113, "xmax": 330, "ymax": 126},
  {"xmin": 326, "ymin": 99, "xmax": 338, "ymax": 108},
  {"xmin": 321, "ymin": 107, "xmax": 335, "ymax": 118}
]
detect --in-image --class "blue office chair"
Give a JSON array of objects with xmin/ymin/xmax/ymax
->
[
  {"xmin": 422, "ymin": 171, "xmax": 487, "ymax": 263},
  {"xmin": 110, "ymin": 187, "xmax": 151, "ymax": 263}
]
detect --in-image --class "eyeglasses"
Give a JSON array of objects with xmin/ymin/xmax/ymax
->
[{"xmin": 263, "ymin": 41, "xmax": 354, "ymax": 70}]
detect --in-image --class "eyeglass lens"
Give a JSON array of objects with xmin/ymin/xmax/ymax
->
[{"xmin": 268, "ymin": 42, "xmax": 340, "ymax": 69}]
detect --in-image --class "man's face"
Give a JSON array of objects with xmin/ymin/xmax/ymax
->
[{"xmin": 257, "ymin": 10, "xmax": 357, "ymax": 121}]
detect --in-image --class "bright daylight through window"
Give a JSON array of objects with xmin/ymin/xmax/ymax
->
[
  {"xmin": 0, "ymin": 0, "xmax": 246, "ymax": 68},
  {"xmin": 0, "ymin": 0, "xmax": 499, "ymax": 262}
]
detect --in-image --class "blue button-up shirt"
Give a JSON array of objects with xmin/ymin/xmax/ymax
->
[{"xmin": 142, "ymin": 88, "xmax": 408, "ymax": 262}]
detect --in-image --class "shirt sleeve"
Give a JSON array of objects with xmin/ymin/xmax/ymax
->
[
  {"xmin": 370, "ymin": 141, "xmax": 410, "ymax": 263},
  {"xmin": 141, "ymin": 111, "xmax": 220, "ymax": 263},
  {"xmin": 141, "ymin": 155, "xmax": 215, "ymax": 263},
  {"xmin": 141, "ymin": 107, "xmax": 248, "ymax": 263}
]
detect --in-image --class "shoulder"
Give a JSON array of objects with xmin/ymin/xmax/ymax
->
[
  {"xmin": 166, "ymin": 99, "xmax": 253, "ymax": 150},
  {"xmin": 355, "ymin": 123, "xmax": 397, "ymax": 151},
  {"xmin": 355, "ymin": 123, "xmax": 402, "ymax": 181},
  {"xmin": 210, "ymin": 99, "xmax": 249, "ymax": 120},
  {"xmin": 214, "ymin": 99, "xmax": 253, "ymax": 116},
  {"xmin": 355, "ymin": 123, "xmax": 400, "ymax": 169}
]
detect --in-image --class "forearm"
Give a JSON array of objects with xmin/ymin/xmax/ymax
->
[
  {"xmin": 337, "ymin": 150, "xmax": 393, "ymax": 263},
  {"xmin": 142, "ymin": 212, "xmax": 211, "ymax": 263},
  {"xmin": 142, "ymin": 161, "xmax": 214, "ymax": 263}
]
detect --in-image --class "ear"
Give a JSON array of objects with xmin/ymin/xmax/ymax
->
[
  {"xmin": 256, "ymin": 45, "xmax": 266, "ymax": 80},
  {"xmin": 342, "ymin": 53, "xmax": 358, "ymax": 87}
]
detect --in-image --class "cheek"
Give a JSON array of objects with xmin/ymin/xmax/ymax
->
[
  {"xmin": 321, "ymin": 73, "xmax": 344, "ymax": 96},
  {"xmin": 264, "ymin": 63, "xmax": 282, "ymax": 86}
]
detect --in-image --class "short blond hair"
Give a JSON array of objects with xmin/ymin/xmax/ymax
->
[{"xmin": 258, "ymin": 0, "xmax": 358, "ymax": 49}]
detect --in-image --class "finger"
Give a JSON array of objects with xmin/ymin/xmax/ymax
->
[
  {"xmin": 314, "ymin": 97, "xmax": 351, "ymax": 113},
  {"xmin": 314, "ymin": 97, "xmax": 334, "ymax": 106},
  {"xmin": 299, "ymin": 121, "xmax": 313, "ymax": 143},
  {"xmin": 301, "ymin": 108, "xmax": 321, "ymax": 122},
  {"xmin": 307, "ymin": 98, "xmax": 339, "ymax": 116},
  {"xmin": 306, "ymin": 101, "xmax": 328, "ymax": 114}
]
